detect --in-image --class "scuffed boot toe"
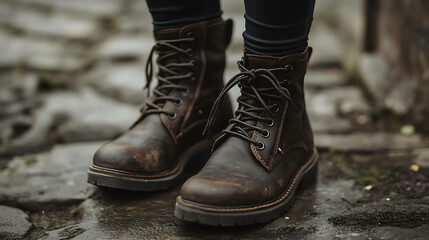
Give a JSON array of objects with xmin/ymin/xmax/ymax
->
[{"xmin": 92, "ymin": 143, "xmax": 145, "ymax": 174}]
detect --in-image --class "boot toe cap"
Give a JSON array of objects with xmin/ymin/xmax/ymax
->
[
  {"xmin": 93, "ymin": 143, "xmax": 141, "ymax": 172},
  {"xmin": 180, "ymin": 172, "xmax": 278, "ymax": 208},
  {"xmin": 92, "ymin": 142, "xmax": 169, "ymax": 174},
  {"xmin": 180, "ymin": 176, "xmax": 241, "ymax": 206}
]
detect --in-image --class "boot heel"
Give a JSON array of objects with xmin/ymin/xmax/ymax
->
[{"xmin": 298, "ymin": 161, "xmax": 318, "ymax": 190}]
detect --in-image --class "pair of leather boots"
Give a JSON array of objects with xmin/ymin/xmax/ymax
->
[{"xmin": 88, "ymin": 18, "xmax": 318, "ymax": 226}]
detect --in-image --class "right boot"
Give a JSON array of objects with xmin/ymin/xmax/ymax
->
[
  {"xmin": 87, "ymin": 18, "xmax": 234, "ymax": 191},
  {"xmin": 175, "ymin": 48, "xmax": 318, "ymax": 225}
]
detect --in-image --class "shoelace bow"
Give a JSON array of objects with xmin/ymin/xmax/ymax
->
[
  {"xmin": 203, "ymin": 61, "xmax": 296, "ymax": 147},
  {"xmin": 142, "ymin": 36, "xmax": 195, "ymax": 118}
]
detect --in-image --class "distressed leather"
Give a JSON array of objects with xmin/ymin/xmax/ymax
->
[
  {"xmin": 180, "ymin": 48, "xmax": 315, "ymax": 207},
  {"xmin": 92, "ymin": 18, "xmax": 233, "ymax": 175}
]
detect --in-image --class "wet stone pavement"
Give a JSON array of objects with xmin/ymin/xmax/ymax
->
[{"xmin": 1, "ymin": 0, "xmax": 429, "ymax": 239}]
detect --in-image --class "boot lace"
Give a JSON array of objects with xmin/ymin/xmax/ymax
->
[
  {"xmin": 142, "ymin": 35, "xmax": 195, "ymax": 118},
  {"xmin": 203, "ymin": 61, "xmax": 296, "ymax": 147}
]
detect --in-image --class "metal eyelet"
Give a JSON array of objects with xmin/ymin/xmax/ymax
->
[
  {"xmin": 261, "ymin": 130, "xmax": 270, "ymax": 138},
  {"xmin": 285, "ymin": 65, "xmax": 294, "ymax": 71},
  {"xmin": 174, "ymin": 99, "xmax": 183, "ymax": 106},
  {"xmin": 272, "ymin": 104, "xmax": 279, "ymax": 113},
  {"xmin": 182, "ymin": 87, "xmax": 189, "ymax": 95},
  {"xmin": 280, "ymin": 79, "xmax": 291, "ymax": 85},
  {"xmin": 267, "ymin": 118, "xmax": 274, "ymax": 127},
  {"xmin": 169, "ymin": 112, "xmax": 177, "ymax": 120},
  {"xmin": 186, "ymin": 49, "xmax": 194, "ymax": 57},
  {"xmin": 256, "ymin": 141, "xmax": 265, "ymax": 150}
]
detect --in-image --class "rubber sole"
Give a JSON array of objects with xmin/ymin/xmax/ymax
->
[
  {"xmin": 87, "ymin": 140, "xmax": 211, "ymax": 191},
  {"xmin": 174, "ymin": 150, "xmax": 318, "ymax": 226}
]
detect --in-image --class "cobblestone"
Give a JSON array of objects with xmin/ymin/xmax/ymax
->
[
  {"xmin": 8, "ymin": 8, "xmax": 99, "ymax": 40},
  {"xmin": 315, "ymin": 132, "xmax": 427, "ymax": 152},
  {"xmin": 96, "ymin": 34, "xmax": 152, "ymax": 60},
  {"xmin": 0, "ymin": 89, "xmax": 138, "ymax": 156},
  {"xmin": 305, "ymin": 69, "xmax": 346, "ymax": 88},
  {"xmin": 0, "ymin": 205, "xmax": 32, "ymax": 240},
  {"xmin": 358, "ymin": 53, "xmax": 390, "ymax": 104},
  {"xmin": 0, "ymin": 142, "xmax": 100, "ymax": 209},
  {"xmin": 413, "ymin": 148, "xmax": 429, "ymax": 168},
  {"xmin": 85, "ymin": 63, "xmax": 147, "ymax": 104},
  {"xmin": 308, "ymin": 25, "xmax": 346, "ymax": 68},
  {"xmin": 306, "ymin": 87, "xmax": 370, "ymax": 116},
  {"xmin": 0, "ymin": 73, "xmax": 38, "ymax": 116},
  {"xmin": 310, "ymin": 116, "xmax": 352, "ymax": 134},
  {"xmin": 0, "ymin": 34, "xmax": 88, "ymax": 71}
]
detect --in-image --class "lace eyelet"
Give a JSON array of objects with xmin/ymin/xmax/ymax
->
[
  {"xmin": 174, "ymin": 99, "xmax": 183, "ymax": 106},
  {"xmin": 186, "ymin": 32, "xmax": 194, "ymax": 38},
  {"xmin": 272, "ymin": 104, "xmax": 279, "ymax": 113},
  {"xmin": 261, "ymin": 130, "xmax": 270, "ymax": 138},
  {"xmin": 189, "ymin": 73, "xmax": 195, "ymax": 81},
  {"xmin": 186, "ymin": 49, "xmax": 194, "ymax": 57},
  {"xmin": 267, "ymin": 118, "xmax": 274, "ymax": 127},
  {"xmin": 285, "ymin": 65, "xmax": 294, "ymax": 71},
  {"xmin": 256, "ymin": 141, "xmax": 265, "ymax": 150},
  {"xmin": 190, "ymin": 60, "xmax": 196, "ymax": 67},
  {"xmin": 182, "ymin": 87, "xmax": 189, "ymax": 94},
  {"xmin": 280, "ymin": 79, "xmax": 291, "ymax": 85},
  {"xmin": 169, "ymin": 112, "xmax": 177, "ymax": 120}
]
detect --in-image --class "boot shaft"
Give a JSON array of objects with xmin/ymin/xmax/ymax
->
[
  {"xmin": 153, "ymin": 18, "xmax": 232, "ymax": 94},
  {"xmin": 148, "ymin": 18, "xmax": 233, "ymax": 143},
  {"xmin": 242, "ymin": 48, "xmax": 314, "ymax": 170}
]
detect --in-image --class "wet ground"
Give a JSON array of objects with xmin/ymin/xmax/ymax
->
[
  {"xmin": 0, "ymin": 0, "xmax": 428, "ymax": 239},
  {"xmin": 3, "ymin": 149, "xmax": 429, "ymax": 240}
]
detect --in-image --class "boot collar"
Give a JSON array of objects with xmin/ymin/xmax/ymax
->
[{"xmin": 242, "ymin": 47, "xmax": 311, "ymax": 69}]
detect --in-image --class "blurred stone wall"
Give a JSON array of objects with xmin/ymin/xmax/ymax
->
[{"xmin": 373, "ymin": 0, "xmax": 429, "ymax": 122}]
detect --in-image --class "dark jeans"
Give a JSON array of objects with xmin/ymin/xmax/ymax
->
[{"xmin": 145, "ymin": 0, "xmax": 315, "ymax": 56}]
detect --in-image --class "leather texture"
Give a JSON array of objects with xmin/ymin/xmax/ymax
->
[
  {"xmin": 92, "ymin": 18, "xmax": 233, "ymax": 177},
  {"xmin": 180, "ymin": 48, "xmax": 315, "ymax": 208}
]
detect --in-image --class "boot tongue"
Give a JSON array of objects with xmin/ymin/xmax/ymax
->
[
  {"xmin": 237, "ymin": 54, "xmax": 283, "ymax": 135},
  {"xmin": 242, "ymin": 53, "xmax": 288, "ymax": 88}
]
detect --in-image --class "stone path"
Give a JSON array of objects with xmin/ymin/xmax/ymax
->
[{"xmin": 0, "ymin": 0, "xmax": 428, "ymax": 239}]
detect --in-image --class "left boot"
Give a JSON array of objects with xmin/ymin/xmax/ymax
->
[
  {"xmin": 87, "ymin": 18, "xmax": 233, "ymax": 191},
  {"xmin": 175, "ymin": 48, "xmax": 318, "ymax": 226}
]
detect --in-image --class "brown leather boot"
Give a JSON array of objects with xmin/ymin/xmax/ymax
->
[
  {"xmin": 88, "ymin": 18, "xmax": 234, "ymax": 191},
  {"xmin": 175, "ymin": 48, "xmax": 318, "ymax": 225}
]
